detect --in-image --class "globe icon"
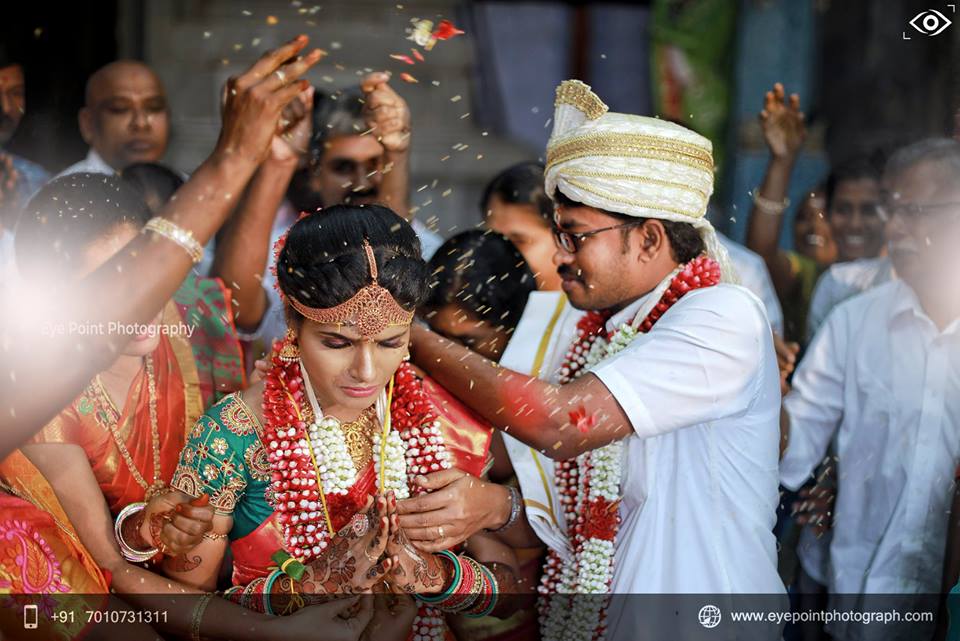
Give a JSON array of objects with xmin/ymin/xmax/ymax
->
[{"xmin": 698, "ymin": 604, "xmax": 722, "ymax": 629}]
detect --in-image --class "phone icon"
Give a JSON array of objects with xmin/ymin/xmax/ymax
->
[{"xmin": 24, "ymin": 604, "xmax": 38, "ymax": 629}]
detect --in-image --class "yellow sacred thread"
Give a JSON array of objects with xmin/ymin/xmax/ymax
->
[
  {"xmin": 378, "ymin": 377, "xmax": 396, "ymax": 494},
  {"xmin": 287, "ymin": 385, "xmax": 337, "ymax": 538}
]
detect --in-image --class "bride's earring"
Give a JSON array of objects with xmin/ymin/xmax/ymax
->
[{"xmin": 279, "ymin": 329, "xmax": 300, "ymax": 363}]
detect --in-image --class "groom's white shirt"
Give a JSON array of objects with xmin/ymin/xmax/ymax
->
[{"xmin": 499, "ymin": 286, "xmax": 785, "ymax": 629}]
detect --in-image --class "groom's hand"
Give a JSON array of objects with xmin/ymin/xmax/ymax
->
[{"xmin": 396, "ymin": 470, "xmax": 512, "ymax": 552}]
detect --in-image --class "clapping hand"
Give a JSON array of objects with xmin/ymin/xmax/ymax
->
[
  {"xmin": 271, "ymin": 85, "xmax": 315, "ymax": 164},
  {"xmin": 360, "ymin": 73, "xmax": 411, "ymax": 154},
  {"xmin": 760, "ymin": 83, "xmax": 806, "ymax": 161},
  {"xmin": 217, "ymin": 35, "xmax": 325, "ymax": 165}
]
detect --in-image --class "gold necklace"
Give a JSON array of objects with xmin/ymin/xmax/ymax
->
[
  {"xmin": 338, "ymin": 407, "xmax": 377, "ymax": 472},
  {"xmin": 96, "ymin": 355, "xmax": 164, "ymax": 500}
]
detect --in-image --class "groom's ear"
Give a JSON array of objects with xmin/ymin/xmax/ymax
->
[{"xmin": 635, "ymin": 220, "xmax": 667, "ymax": 264}]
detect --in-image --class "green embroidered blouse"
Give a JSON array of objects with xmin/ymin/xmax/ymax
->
[{"xmin": 172, "ymin": 392, "xmax": 273, "ymax": 540}]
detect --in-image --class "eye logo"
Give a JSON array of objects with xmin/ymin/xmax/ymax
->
[{"xmin": 909, "ymin": 9, "xmax": 953, "ymax": 36}]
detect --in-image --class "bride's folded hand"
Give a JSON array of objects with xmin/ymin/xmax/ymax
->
[
  {"xmin": 383, "ymin": 492, "xmax": 446, "ymax": 594},
  {"xmin": 300, "ymin": 494, "xmax": 393, "ymax": 595}
]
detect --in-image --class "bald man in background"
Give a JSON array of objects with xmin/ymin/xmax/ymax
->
[{"xmin": 57, "ymin": 60, "xmax": 169, "ymax": 177}]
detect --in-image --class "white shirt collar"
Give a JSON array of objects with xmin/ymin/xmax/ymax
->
[
  {"xmin": 85, "ymin": 148, "xmax": 117, "ymax": 174},
  {"xmin": 889, "ymin": 280, "xmax": 960, "ymax": 337},
  {"xmin": 604, "ymin": 288, "xmax": 657, "ymax": 334}
]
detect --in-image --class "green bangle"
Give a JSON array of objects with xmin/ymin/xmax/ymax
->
[
  {"xmin": 263, "ymin": 570, "xmax": 283, "ymax": 616},
  {"xmin": 417, "ymin": 550, "xmax": 461, "ymax": 604}
]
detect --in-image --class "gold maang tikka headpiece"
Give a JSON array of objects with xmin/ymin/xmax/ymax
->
[{"xmin": 287, "ymin": 240, "xmax": 415, "ymax": 337}]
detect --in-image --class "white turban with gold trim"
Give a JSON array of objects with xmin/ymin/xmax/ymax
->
[{"xmin": 545, "ymin": 80, "xmax": 736, "ymax": 282}]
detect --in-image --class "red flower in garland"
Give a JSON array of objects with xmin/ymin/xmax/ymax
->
[
  {"xmin": 568, "ymin": 405, "xmax": 597, "ymax": 435},
  {"xmin": 581, "ymin": 498, "xmax": 620, "ymax": 541}
]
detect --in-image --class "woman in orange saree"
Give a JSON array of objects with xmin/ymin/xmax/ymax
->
[
  {"xmin": 28, "ymin": 275, "xmax": 244, "ymax": 513},
  {"xmin": 0, "ymin": 451, "xmax": 110, "ymax": 641},
  {"xmin": 16, "ymin": 175, "xmax": 244, "ymax": 517}
]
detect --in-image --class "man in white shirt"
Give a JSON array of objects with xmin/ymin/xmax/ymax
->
[
  {"xmin": 780, "ymin": 138, "xmax": 960, "ymax": 641},
  {"xmin": 806, "ymin": 254, "xmax": 893, "ymax": 341},
  {"xmin": 409, "ymin": 81, "xmax": 785, "ymax": 640},
  {"xmin": 212, "ymin": 74, "xmax": 441, "ymax": 350},
  {"xmin": 718, "ymin": 230, "xmax": 785, "ymax": 336},
  {"xmin": 1, "ymin": 53, "xmax": 49, "ymax": 284},
  {"xmin": 794, "ymin": 256, "xmax": 893, "ymax": 604},
  {"xmin": 795, "ymin": 253, "xmax": 893, "ymax": 607},
  {"xmin": 56, "ymin": 61, "xmax": 169, "ymax": 178}
]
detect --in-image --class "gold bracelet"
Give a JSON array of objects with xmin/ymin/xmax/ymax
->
[
  {"xmin": 143, "ymin": 217, "xmax": 204, "ymax": 264},
  {"xmin": 190, "ymin": 592, "xmax": 215, "ymax": 641},
  {"xmin": 752, "ymin": 189, "xmax": 790, "ymax": 215},
  {"xmin": 202, "ymin": 531, "xmax": 229, "ymax": 541}
]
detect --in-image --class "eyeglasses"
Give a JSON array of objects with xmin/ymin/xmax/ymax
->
[
  {"xmin": 552, "ymin": 221, "xmax": 644, "ymax": 253},
  {"xmin": 876, "ymin": 201, "xmax": 960, "ymax": 223}
]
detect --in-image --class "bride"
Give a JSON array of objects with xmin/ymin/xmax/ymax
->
[{"xmin": 118, "ymin": 204, "xmax": 518, "ymax": 640}]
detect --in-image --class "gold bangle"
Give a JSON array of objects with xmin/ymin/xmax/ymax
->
[
  {"xmin": 143, "ymin": 217, "xmax": 204, "ymax": 264},
  {"xmin": 190, "ymin": 592, "xmax": 214, "ymax": 641},
  {"xmin": 202, "ymin": 531, "xmax": 229, "ymax": 541}
]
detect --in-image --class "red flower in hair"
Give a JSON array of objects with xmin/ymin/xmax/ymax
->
[{"xmin": 270, "ymin": 211, "xmax": 314, "ymax": 299}]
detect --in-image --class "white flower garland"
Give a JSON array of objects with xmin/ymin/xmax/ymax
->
[
  {"xmin": 307, "ymin": 416, "xmax": 356, "ymax": 496},
  {"xmin": 540, "ymin": 321, "xmax": 641, "ymax": 641},
  {"xmin": 373, "ymin": 427, "xmax": 411, "ymax": 499},
  {"xmin": 402, "ymin": 420, "xmax": 451, "ymax": 477},
  {"xmin": 292, "ymin": 359, "xmax": 449, "ymax": 641}
]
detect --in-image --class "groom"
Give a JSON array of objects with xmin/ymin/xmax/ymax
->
[{"xmin": 410, "ymin": 81, "xmax": 785, "ymax": 639}]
